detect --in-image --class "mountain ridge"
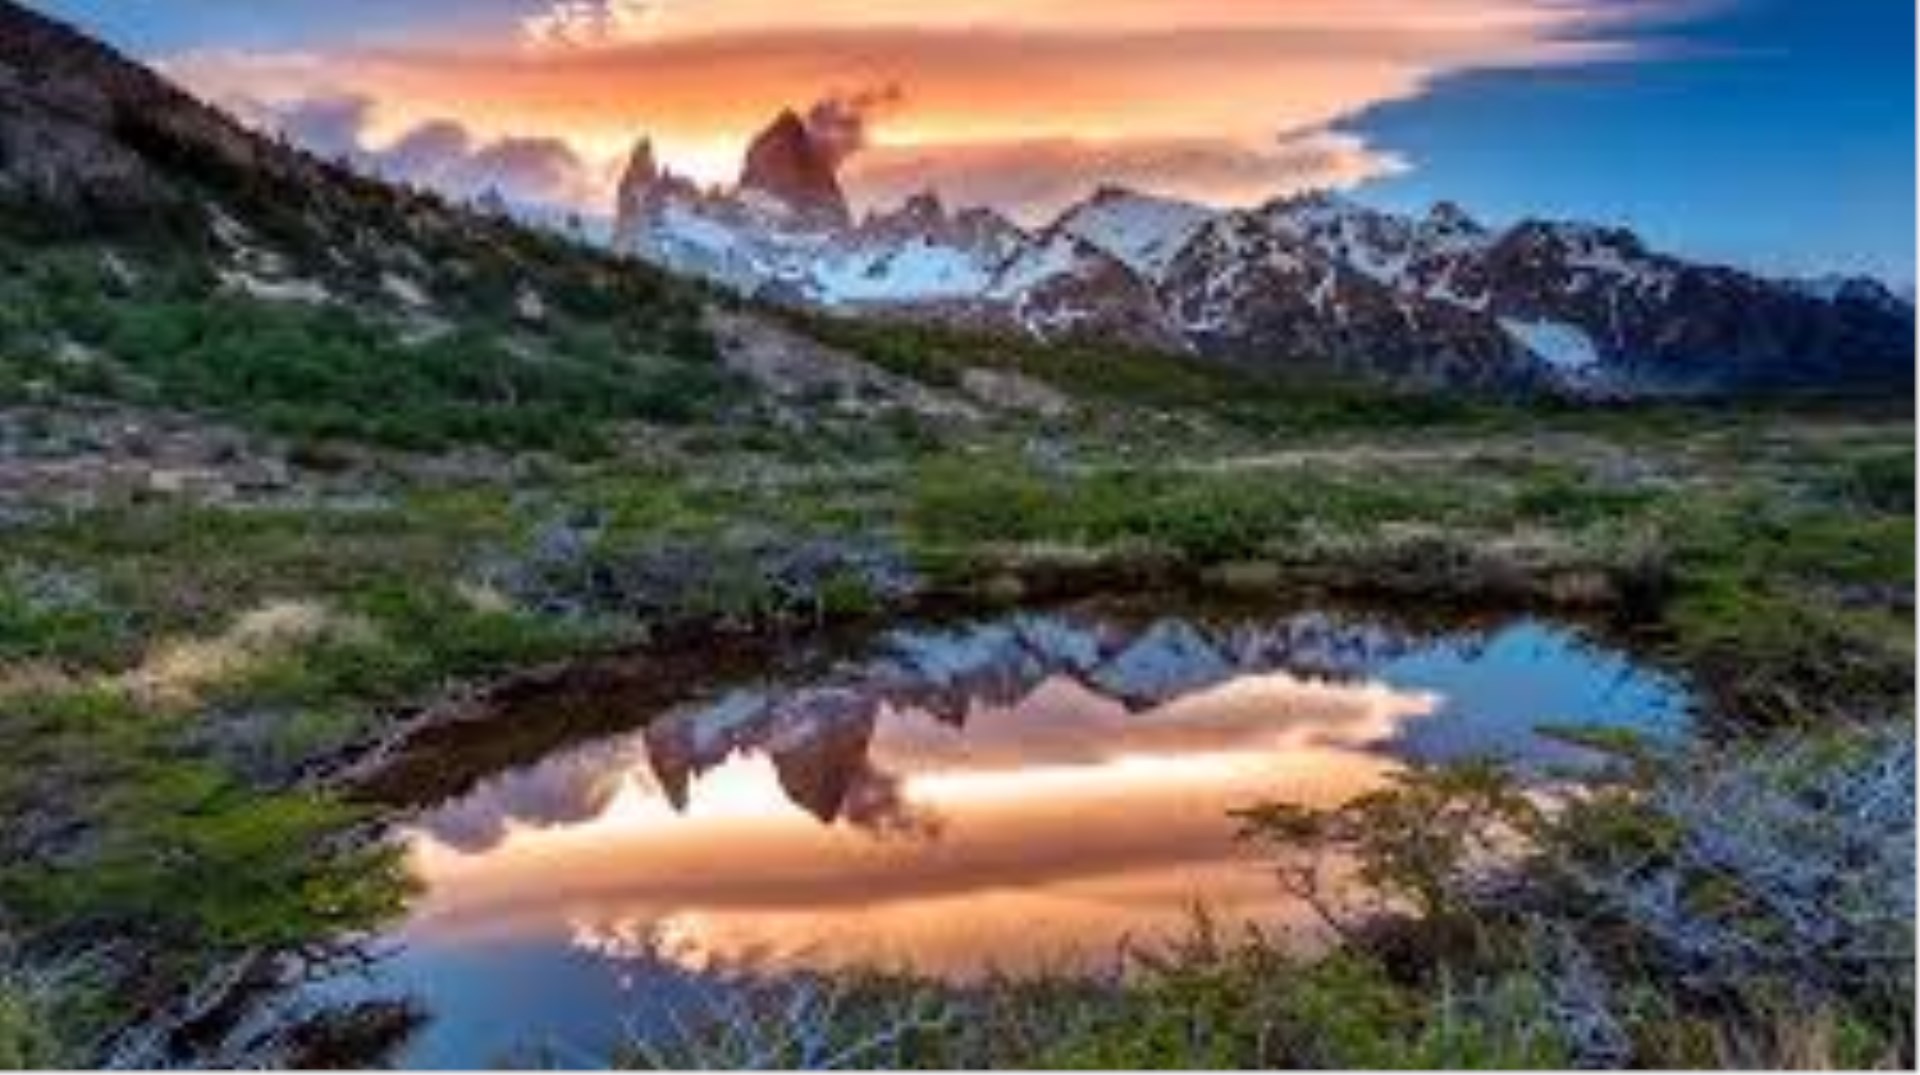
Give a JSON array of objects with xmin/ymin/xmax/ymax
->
[
  {"xmin": 611, "ymin": 114, "xmax": 1915, "ymax": 396},
  {"xmin": 3, "ymin": 0, "xmax": 1909, "ymax": 403}
]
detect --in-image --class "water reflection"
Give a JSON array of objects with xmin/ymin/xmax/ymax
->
[{"xmin": 336, "ymin": 610, "xmax": 1690, "ymax": 1067}]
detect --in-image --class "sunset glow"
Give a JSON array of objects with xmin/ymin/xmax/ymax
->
[
  {"xmin": 398, "ymin": 670, "xmax": 1433, "ymax": 974},
  {"xmin": 152, "ymin": 0, "xmax": 1668, "ymax": 214},
  {"xmin": 33, "ymin": 0, "xmax": 1916, "ymax": 276}
]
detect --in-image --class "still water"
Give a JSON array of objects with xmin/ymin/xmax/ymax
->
[{"xmin": 315, "ymin": 606, "xmax": 1691, "ymax": 1067}]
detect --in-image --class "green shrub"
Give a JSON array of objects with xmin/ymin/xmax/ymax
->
[
  {"xmin": 0, "ymin": 965, "xmax": 81, "ymax": 1070},
  {"xmin": 1830, "ymin": 451, "xmax": 1916, "ymax": 513}
]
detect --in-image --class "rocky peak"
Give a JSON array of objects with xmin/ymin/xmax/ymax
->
[
  {"xmin": 898, "ymin": 190, "xmax": 947, "ymax": 225},
  {"xmin": 851, "ymin": 192, "xmax": 1028, "ymax": 268},
  {"xmin": 1801, "ymin": 275, "xmax": 1914, "ymax": 313},
  {"xmin": 599, "ymin": 105, "xmax": 1913, "ymax": 397},
  {"xmin": 1085, "ymin": 183, "xmax": 1142, "ymax": 206},
  {"xmin": 612, "ymin": 136, "xmax": 665, "ymax": 248},
  {"xmin": 739, "ymin": 108, "xmax": 850, "ymax": 227},
  {"xmin": 1260, "ymin": 191, "xmax": 1412, "ymax": 254},
  {"xmin": 952, "ymin": 206, "xmax": 1026, "ymax": 251},
  {"xmin": 617, "ymin": 138, "xmax": 659, "ymax": 199},
  {"xmin": 1264, "ymin": 189, "xmax": 1360, "ymax": 223},
  {"xmin": 475, "ymin": 188, "xmax": 510, "ymax": 217},
  {"xmin": 860, "ymin": 190, "xmax": 948, "ymax": 238},
  {"xmin": 1058, "ymin": 185, "xmax": 1216, "ymax": 281},
  {"xmin": 1508, "ymin": 219, "xmax": 1648, "ymax": 260},
  {"xmin": 1424, "ymin": 201, "xmax": 1486, "ymax": 240}
]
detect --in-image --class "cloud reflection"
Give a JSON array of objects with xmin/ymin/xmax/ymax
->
[{"xmin": 401, "ymin": 613, "xmax": 1443, "ymax": 975}]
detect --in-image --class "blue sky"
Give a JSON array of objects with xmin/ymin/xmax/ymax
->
[
  {"xmin": 29, "ymin": 0, "xmax": 1918, "ymax": 282},
  {"xmin": 1353, "ymin": 0, "xmax": 1916, "ymax": 282}
]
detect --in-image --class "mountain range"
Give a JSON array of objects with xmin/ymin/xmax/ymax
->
[
  {"xmin": 613, "ymin": 111, "xmax": 1916, "ymax": 395},
  {"xmin": 0, "ymin": 0, "xmax": 1909, "ymax": 404}
]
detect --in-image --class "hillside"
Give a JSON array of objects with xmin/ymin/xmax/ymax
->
[{"xmin": 0, "ymin": 1, "xmax": 754, "ymax": 456}]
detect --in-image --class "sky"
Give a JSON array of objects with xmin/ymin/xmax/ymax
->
[{"xmin": 28, "ymin": 0, "xmax": 1917, "ymax": 282}]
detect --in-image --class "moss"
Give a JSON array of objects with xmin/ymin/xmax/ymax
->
[
  {"xmin": 0, "ymin": 564, "xmax": 126, "ymax": 665},
  {"xmin": 1659, "ymin": 490, "xmax": 1914, "ymax": 724},
  {"xmin": 0, "ymin": 966, "xmax": 85, "ymax": 1070},
  {"xmin": 906, "ymin": 454, "xmax": 1480, "ymax": 565},
  {"xmin": 5, "ymin": 771, "xmax": 407, "ymax": 957},
  {"xmin": 1509, "ymin": 465, "xmax": 1661, "ymax": 527},
  {"xmin": 1825, "ymin": 450, "xmax": 1916, "ymax": 513}
]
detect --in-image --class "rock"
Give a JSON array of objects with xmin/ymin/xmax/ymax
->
[
  {"xmin": 474, "ymin": 188, "xmax": 509, "ymax": 217},
  {"xmin": 514, "ymin": 286, "xmax": 546, "ymax": 323},
  {"xmin": 738, "ymin": 109, "xmax": 850, "ymax": 227},
  {"xmin": 616, "ymin": 138, "xmax": 660, "ymax": 206},
  {"xmin": 146, "ymin": 467, "xmax": 217, "ymax": 496},
  {"xmin": 379, "ymin": 272, "xmax": 429, "ymax": 309},
  {"xmin": 611, "ymin": 137, "xmax": 663, "ymax": 250},
  {"xmin": 960, "ymin": 368, "xmax": 1075, "ymax": 419},
  {"xmin": 1205, "ymin": 560, "xmax": 1286, "ymax": 595},
  {"xmin": 705, "ymin": 308, "xmax": 978, "ymax": 420}
]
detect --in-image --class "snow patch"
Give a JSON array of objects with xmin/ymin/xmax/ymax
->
[
  {"xmin": 815, "ymin": 239, "xmax": 996, "ymax": 304},
  {"xmin": 381, "ymin": 273, "xmax": 430, "ymax": 309},
  {"xmin": 218, "ymin": 269, "xmax": 331, "ymax": 305},
  {"xmin": 989, "ymin": 233, "xmax": 1088, "ymax": 299},
  {"xmin": 1061, "ymin": 191, "xmax": 1214, "ymax": 281},
  {"xmin": 1501, "ymin": 318, "xmax": 1601, "ymax": 372}
]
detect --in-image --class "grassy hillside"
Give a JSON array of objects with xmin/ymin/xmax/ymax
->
[{"xmin": 0, "ymin": 189, "xmax": 745, "ymax": 456}]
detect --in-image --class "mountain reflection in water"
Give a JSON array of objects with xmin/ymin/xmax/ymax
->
[{"xmin": 340, "ymin": 610, "xmax": 1690, "ymax": 1067}]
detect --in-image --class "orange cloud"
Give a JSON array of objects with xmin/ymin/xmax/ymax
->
[
  {"xmin": 513, "ymin": 0, "xmax": 1668, "ymax": 47},
  {"xmin": 164, "ymin": 2, "xmax": 1690, "ymax": 214},
  {"xmin": 847, "ymin": 130, "xmax": 1408, "ymax": 222}
]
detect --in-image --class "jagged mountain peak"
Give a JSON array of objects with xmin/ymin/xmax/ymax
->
[
  {"xmin": 603, "ymin": 110, "xmax": 1912, "ymax": 396},
  {"xmin": 1082, "ymin": 182, "xmax": 1161, "ymax": 206},
  {"xmin": 612, "ymin": 137, "xmax": 659, "ymax": 229},
  {"xmin": 611, "ymin": 133, "xmax": 707, "ymax": 250},
  {"xmin": 1791, "ymin": 274, "xmax": 1913, "ymax": 313},
  {"xmin": 1057, "ymin": 186, "xmax": 1216, "ymax": 281},
  {"xmin": 856, "ymin": 191, "xmax": 1021, "ymax": 255},
  {"xmin": 1262, "ymin": 188, "xmax": 1374, "ymax": 222},
  {"xmin": 739, "ymin": 107, "xmax": 849, "ymax": 226},
  {"xmin": 1425, "ymin": 200, "xmax": 1487, "ymax": 238},
  {"xmin": 1506, "ymin": 217, "xmax": 1652, "ymax": 258},
  {"xmin": 886, "ymin": 190, "xmax": 949, "ymax": 226},
  {"xmin": 622, "ymin": 138, "xmax": 660, "ymax": 186}
]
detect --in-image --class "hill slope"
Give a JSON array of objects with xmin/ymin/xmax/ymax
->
[{"xmin": 0, "ymin": 0, "xmax": 747, "ymax": 455}]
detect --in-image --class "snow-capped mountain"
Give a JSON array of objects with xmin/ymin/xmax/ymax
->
[
  {"xmin": 612, "ymin": 112, "xmax": 1915, "ymax": 395},
  {"xmin": 814, "ymin": 193, "xmax": 1025, "ymax": 306},
  {"xmin": 1058, "ymin": 186, "xmax": 1215, "ymax": 282}
]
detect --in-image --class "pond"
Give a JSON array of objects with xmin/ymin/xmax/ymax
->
[{"xmin": 305, "ymin": 602, "xmax": 1693, "ymax": 1068}]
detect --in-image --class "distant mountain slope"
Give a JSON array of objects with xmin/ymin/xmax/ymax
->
[
  {"xmin": 1057, "ymin": 187, "xmax": 1215, "ymax": 282},
  {"xmin": 0, "ymin": 0, "xmax": 746, "ymax": 453},
  {"xmin": 613, "ymin": 113, "xmax": 1915, "ymax": 396}
]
